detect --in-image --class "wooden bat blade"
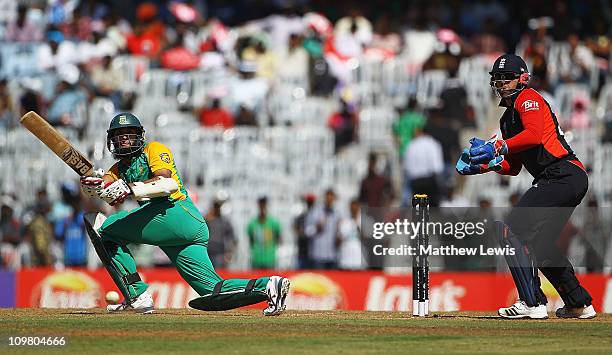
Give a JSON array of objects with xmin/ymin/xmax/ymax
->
[{"xmin": 20, "ymin": 111, "xmax": 94, "ymax": 176}]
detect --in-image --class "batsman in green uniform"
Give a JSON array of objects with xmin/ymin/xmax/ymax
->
[{"xmin": 80, "ymin": 113, "xmax": 290, "ymax": 315}]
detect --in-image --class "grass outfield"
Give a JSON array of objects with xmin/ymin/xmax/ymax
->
[{"xmin": 1, "ymin": 309, "xmax": 611, "ymax": 354}]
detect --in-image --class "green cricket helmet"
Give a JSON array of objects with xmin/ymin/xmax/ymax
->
[{"xmin": 106, "ymin": 113, "xmax": 146, "ymax": 159}]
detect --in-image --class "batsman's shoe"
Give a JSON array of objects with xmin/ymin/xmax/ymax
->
[
  {"xmin": 498, "ymin": 301, "xmax": 548, "ymax": 319},
  {"xmin": 263, "ymin": 276, "xmax": 290, "ymax": 316},
  {"xmin": 107, "ymin": 290, "xmax": 154, "ymax": 314},
  {"xmin": 555, "ymin": 305, "xmax": 596, "ymax": 319}
]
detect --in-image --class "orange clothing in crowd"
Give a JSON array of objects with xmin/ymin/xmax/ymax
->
[
  {"xmin": 199, "ymin": 108, "xmax": 234, "ymax": 128},
  {"xmin": 161, "ymin": 47, "xmax": 200, "ymax": 70}
]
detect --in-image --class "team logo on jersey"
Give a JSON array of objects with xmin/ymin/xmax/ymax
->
[
  {"xmin": 522, "ymin": 100, "xmax": 539, "ymax": 112},
  {"xmin": 118, "ymin": 115, "xmax": 129, "ymax": 125},
  {"xmin": 159, "ymin": 152, "xmax": 170, "ymax": 163}
]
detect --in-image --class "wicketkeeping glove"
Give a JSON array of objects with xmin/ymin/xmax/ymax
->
[
  {"xmin": 469, "ymin": 135, "xmax": 508, "ymax": 165},
  {"xmin": 456, "ymin": 148, "xmax": 504, "ymax": 175}
]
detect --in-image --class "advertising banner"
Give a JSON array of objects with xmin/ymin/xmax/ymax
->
[
  {"xmin": 0, "ymin": 271, "xmax": 15, "ymax": 307},
  {"xmin": 12, "ymin": 268, "xmax": 612, "ymax": 313}
]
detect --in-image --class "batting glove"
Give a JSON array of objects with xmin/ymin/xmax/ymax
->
[
  {"xmin": 80, "ymin": 176, "xmax": 104, "ymax": 198},
  {"xmin": 99, "ymin": 179, "xmax": 131, "ymax": 206},
  {"xmin": 80, "ymin": 169, "xmax": 106, "ymax": 198}
]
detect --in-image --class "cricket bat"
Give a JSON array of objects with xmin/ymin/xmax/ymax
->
[{"xmin": 19, "ymin": 111, "xmax": 94, "ymax": 176}]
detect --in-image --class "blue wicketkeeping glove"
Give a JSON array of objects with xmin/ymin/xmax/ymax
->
[
  {"xmin": 456, "ymin": 148, "xmax": 505, "ymax": 175},
  {"xmin": 469, "ymin": 135, "xmax": 508, "ymax": 164}
]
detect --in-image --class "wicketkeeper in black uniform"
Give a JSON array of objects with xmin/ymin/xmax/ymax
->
[{"xmin": 456, "ymin": 54, "xmax": 595, "ymax": 319}]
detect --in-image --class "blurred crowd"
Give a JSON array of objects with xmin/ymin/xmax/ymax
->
[{"xmin": 0, "ymin": 0, "xmax": 611, "ymax": 271}]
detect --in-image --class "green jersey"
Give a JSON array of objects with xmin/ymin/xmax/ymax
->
[
  {"xmin": 106, "ymin": 141, "xmax": 188, "ymax": 203},
  {"xmin": 392, "ymin": 111, "xmax": 426, "ymax": 157},
  {"xmin": 247, "ymin": 217, "xmax": 281, "ymax": 269}
]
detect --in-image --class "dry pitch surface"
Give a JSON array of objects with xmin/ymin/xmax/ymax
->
[{"xmin": 1, "ymin": 309, "xmax": 611, "ymax": 354}]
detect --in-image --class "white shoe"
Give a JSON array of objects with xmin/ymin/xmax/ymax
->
[
  {"xmin": 498, "ymin": 301, "xmax": 548, "ymax": 319},
  {"xmin": 107, "ymin": 290, "xmax": 154, "ymax": 314},
  {"xmin": 555, "ymin": 305, "xmax": 596, "ymax": 319},
  {"xmin": 263, "ymin": 276, "xmax": 290, "ymax": 316}
]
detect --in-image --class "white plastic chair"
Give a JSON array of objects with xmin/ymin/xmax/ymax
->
[
  {"xmin": 111, "ymin": 55, "xmax": 149, "ymax": 92},
  {"xmin": 358, "ymin": 106, "xmax": 397, "ymax": 150},
  {"xmin": 554, "ymin": 83, "xmax": 591, "ymax": 126},
  {"xmin": 416, "ymin": 69, "xmax": 448, "ymax": 108},
  {"xmin": 596, "ymin": 83, "xmax": 612, "ymax": 120}
]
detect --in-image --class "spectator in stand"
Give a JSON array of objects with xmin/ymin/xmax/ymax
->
[
  {"xmin": 196, "ymin": 97, "xmax": 234, "ymax": 128},
  {"xmin": 334, "ymin": 9, "xmax": 373, "ymax": 48},
  {"xmin": 525, "ymin": 39, "xmax": 549, "ymax": 83},
  {"xmin": 509, "ymin": 192, "xmax": 521, "ymax": 207},
  {"xmin": 303, "ymin": 14, "xmax": 337, "ymax": 96},
  {"xmin": 328, "ymin": 99, "xmax": 358, "ymax": 153},
  {"xmin": 403, "ymin": 126, "xmax": 444, "ymax": 207},
  {"xmin": 367, "ymin": 14, "xmax": 401, "ymax": 59},
  {"xmin": 423, "ymin": 28, "xmax": 462, "ymax": 73},
  {"xmin": 37, "ymin": 30, "xmax": 79, "ymax": 71},
  {"xmin": 47, "ymin": 0, "xmax": 76, "ymax": 26},
  {"xmin": 586, "ymin": 16, "xmax": 611, "ymax": 93},
  {"xmin": 126, "ymin": 21, "xmax": 163, "ymax": 62},
  {"xmin": 439, "ymin": 67, "xmax": 474, "ymax": 128},
  {"xmin": 519, "ymin": 18, "xmax": 552, "ymax": 84},
  {"xmin": 200, "ymin": 40, "xmax": 226, "ymax": 71},
  {"xmin": 160, "ymin": 33, "xmax": 200, "ymax": 71},
  {"xmin": 440, "ymin": 186, "xmax": 470, "ymax": 208},
  {"xmin": 294, "ymin": 193, "xmax": 317, "ymax": 269},
  {"xmin": 559, "ymin": 33, "xmax": 595, "ymax": 85},
  {"xmin": 403, "ymin": 13, "xmax": 437, "ymax": 73},
  {"xmin": 309, "ymin": 189, "xmax": 340, "ymax": 269},
  {"xmin": 227, "ymin": 62, "xmax": 269, "ymax": 117},
  {"xmin": 393, "ymin": 97, "xmax": 426, "ymax": 160},
  {"xmin": 137, "ymin": 2, "xmax": 166, "ymax": 40},
  {"xmin": 54, "ymin": 195, "xmax": 88, "ymax": 267},
  {"xmin": 47, "ymin": 78, "xmax": 87, "ymax": 129},
  {"xmin": 49, "ymin": 182, "xmax": 80, "ymax": 225},
  {"xmin": 359, "ymin": 152, "xmax": 394, "ymax": 209},
  {"xmin": 24, "ymin": 198, "xmax": 53, "ymax": 267},
  {"xmin": 234, "ymin": 105, "xmax": 258, "ymax": 127},
  {"xmin": 276, "ymin": 34, "xmax": 309, "ymax": 80},
  {"xmin": 246, "ymin": 6, "xmax": 305, "ymax": 51},
  {"xmin": 569, "ymin": 94, "xmax": 591, "ymax": 130},
  {"xmin": 63, "ymin": 9, "xmax": 93, "ymax": 42},
  {"xmin": 19, "ymin": 82, "xmax": 44, "ymax": 117},
  {"xmin": 242, "ymin": 37, "xmax": 277, "ymax": 81},
  {"xmin": 0, "ymin": 196, "xmax": 27, "ymax": 269},
  {"xmin": 470, "ymin": 16, "xmax": 505, "ymax": 60},
  {"xmin": 394, "ymin": 102, "xmax": 426, "ymax": 206},
  {"xmin": 100, "ymin": 12, "xmax": 128, "ymax": 54},
  {"xmin": 90, "ymin": 55, "xmax": 123, "ymax": 109},
  {"xmin": 425, "ymin": 108, "xmax": 460, "ymax": 194},
  {"xmin": 0, "ymin": 80, "xmax": 14, "ymax": 129},
  {"xmin": 205, "ymin": 197, "xmax": 237, "ymax": 268},
  {"xmin": 247, "ymin": 197, "xmax": 281, "ymax": 269},
  {"xmin": 325, "ymin": 17, "xmax": 365, "ymax": 83},
  {"xmin": 5, "ymin": 4, "xmax": 43, "ymax": 43},
  {"xmin": 337, "ymin": 199, "xmax": 365, "ymax": 270}
]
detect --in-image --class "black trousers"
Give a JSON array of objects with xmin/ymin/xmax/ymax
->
[{"xmin": 506, "ymin": 159, "xmax": 593, "ymax": 307}]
